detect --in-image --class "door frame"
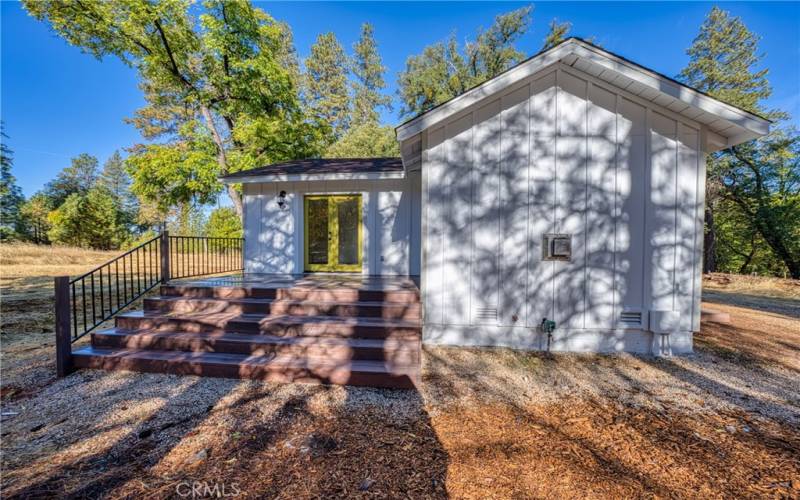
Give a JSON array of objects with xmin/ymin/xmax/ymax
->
[{"xmin": 303, "ymin": 194, "xmax": 363, "ymax": 272}]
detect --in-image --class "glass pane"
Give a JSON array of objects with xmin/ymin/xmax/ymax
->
[
  {"xmin": 307, "ymin": 199, "xmax": 328, "ymax": 265},
  {"xmin": 337, "ymin": 198, "xmax": 359, "ymax": 265}
]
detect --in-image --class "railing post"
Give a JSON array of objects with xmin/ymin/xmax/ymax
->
[
  {"xmin": 54, "ymin": 276, "xmax": 73, "ymax": 377},
  {"xmin": 160, "ymin": 230, "xmax": 170, "ymax": 284}
]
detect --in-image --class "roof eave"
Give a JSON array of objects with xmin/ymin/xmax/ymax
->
[
  {"xmin": 395, "ymin": 38, "xmax": 770, "ymax": 144},
  {"xmin": 220, "ymin": 170, "xmax": 406, "ymax": 184}
]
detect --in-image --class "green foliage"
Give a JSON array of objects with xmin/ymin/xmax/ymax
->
[
  {"xmin": 679, "ymin": 6, "xmax": 777, "ymax": 118},
  {"xmin": 304, "ymin": 32, "xmax": 350, "ymax": 142},
  {"xmin": 204, "ymin": 206, "xmax": 243, "ymax": 238},
  {"xmin": 98, "ymin": 151, "xmax": 136, "ymax": 212},
  {"xmin": 717, "ymin": 129, "xmax": 800, "ymax": 278},
  {"xmin": 47, "ymin": 187, "xmax": 128, "ymax": 249},
  {"xmin": 20, "ymin": 193, "xmax": 52, "ymax": 244},
  {"xmin": 398, "ymin": 6, "xmax": 532, "ymax": 118},
  {"xmin": 43, "ymin": 153, "xmax": 99, "ymax": 208},
  {"xmin": 0, "ymin": 124, "xmax": 26, "ymax": 240},
  {"xmin": 542, "ymin": 19, "xmax": 571, "ymax": 51},
  {"xmin": 680, "ymin": 6, "xmax": 799, "ymax": 278},
  {"xmin": 25, "ymin": 0, "xmax": 321, "ymax": 218},
  {"xmin": 351, "ymin": 23, "xmax": 392, "ymax": 127},
  {"xmin": 325, "ymin": 124, "xmax": 400, "ymax": 159}
]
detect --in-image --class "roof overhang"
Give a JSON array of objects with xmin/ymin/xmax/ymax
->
[
  {"xmin": 221, "ymin": 170, "xmax": 405, "ymax": 184},
  {"xmin": 395, "ymin": 38, "xmax": 770, "ymax": 151},
  {"xmin": 219, "ymin": 157, "xmax": 406, "ymax": 184}
]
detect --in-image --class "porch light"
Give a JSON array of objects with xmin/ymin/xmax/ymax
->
[{"xmin": 277, "ymin": 190, "xmax": 288, "ymax": 210}]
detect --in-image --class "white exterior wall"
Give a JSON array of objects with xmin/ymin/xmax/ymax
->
[
  {"xmin": 242, "ymin": 175, "xmax": 421, "ymax": 276},
  {"xmin": 419, "ymin": 63, "xmax": 705, "ymax": 354}
]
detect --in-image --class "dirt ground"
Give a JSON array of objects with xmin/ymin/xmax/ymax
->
[{"xmin": 1, "ymin": 246, "xmax": 798, "ymax": 498}]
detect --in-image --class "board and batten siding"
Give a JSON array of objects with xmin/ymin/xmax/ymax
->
[
  {"xmin": 419, "ymin": 63, "xmax": 704, "ymax": 353},
  {"xmin": 242, "ymin": 175, "xmax": 421, "ymax": 276}
]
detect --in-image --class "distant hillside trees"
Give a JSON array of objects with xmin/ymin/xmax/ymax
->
[{"xmin": 0, "ymin": 125, "xmax": 25, "ymax": 240}]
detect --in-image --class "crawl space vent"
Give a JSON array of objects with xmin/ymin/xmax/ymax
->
[
  {"xmin": 475, "ymin": 307, "xmax": 498, "ymax": 321},
  {"xmin": 620, "ymin": 311, "xmax": 643, "ymax": 327}
]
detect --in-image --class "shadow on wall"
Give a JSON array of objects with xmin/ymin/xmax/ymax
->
[{"xmin": 424, "ymin": 68, "xmax": 701, "ymax": 353}]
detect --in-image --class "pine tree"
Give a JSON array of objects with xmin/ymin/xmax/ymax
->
[
  {"xmin": 680, "ymin": 7, "xmax": 775, "ymax": 117},
  {"xmin": 98, "ymin": 150, "xmax": 138, "ymax": 227},
  {"xmin": 679, "ymin": 6, "xmax": 799, "ymax": 278},
  {"xmin": 542, "ymin": 19, "xmax": 571, "ymax": 51},
  {"xmin": 43, "ymin": 153, "xmax": 99, "ymax": 208},
  {"xmin": 0, "ymin": 124, "xmax": 25, "ymax": 240},
  {"xmin": 351, "ymin": 23, "xmax": 392, "ymax": 127},
  {"xmin": 304, "ymin": 32, "xmax": 351, "ymax": 142}
]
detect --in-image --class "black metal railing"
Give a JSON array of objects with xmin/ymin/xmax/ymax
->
[
  {"xmin": 54, "ymin": 231, "xmax": 244, "ymax": 376},
  {"xmin": 168, "ymin": 235, "xmax": 244, "ymax": 280}
]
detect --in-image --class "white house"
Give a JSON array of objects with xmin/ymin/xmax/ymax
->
[{"xmin": 221, "ymin": 38, "xmax": 770, "ymax": 356}]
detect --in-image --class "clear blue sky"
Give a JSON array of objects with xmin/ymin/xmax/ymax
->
[{"xmin": 2, "ymin": 1, "xmax": 799, "ymax": 197}]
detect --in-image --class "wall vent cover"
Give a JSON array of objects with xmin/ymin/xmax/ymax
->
[
  {"xmin": 620, "ymin": 311, "xmax": 643, "ymax": 327},
  {"xmin": 475, "ymin": 307, "xmax": 498, "ymax": 321}
]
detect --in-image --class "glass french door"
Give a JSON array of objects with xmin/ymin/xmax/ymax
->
[{"xmin": 304, "ymin": 195, "xmax": 362, "ymax": 272}]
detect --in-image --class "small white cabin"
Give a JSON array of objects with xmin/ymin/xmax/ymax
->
[{"xmin": 222, "ymin": 38, "xmax": 769, "ymax": 356}]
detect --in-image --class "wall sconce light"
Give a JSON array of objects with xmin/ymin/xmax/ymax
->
[{"xmin": 277, "ymin": 190, "xmax": 288, "ymax": 210}]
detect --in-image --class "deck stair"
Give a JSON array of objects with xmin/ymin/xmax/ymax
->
[{"xmin": 71, "ymin": 276, "xmax": 421, "ymax": 388}]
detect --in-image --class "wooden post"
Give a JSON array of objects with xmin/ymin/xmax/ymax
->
[
  {"xmin": 160, "ymin": 230, "xmax": 170, "ymax": 284},
  {"xmin": 54, "ymin": 276, "xmax": 73, "ymax": 377}
]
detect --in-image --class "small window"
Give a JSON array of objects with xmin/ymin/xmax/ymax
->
[{"xmin": 542, "ymin": 234, "xmax": 572, "ymax": 261}]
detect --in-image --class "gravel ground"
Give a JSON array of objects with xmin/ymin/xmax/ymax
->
[{"xmin": 1, "ymin": 273, "xmax": 798, "ymax": 497}]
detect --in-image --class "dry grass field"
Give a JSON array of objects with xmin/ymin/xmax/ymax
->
[{"xmin": 1, "ymin": 244, "xmax": 798, "ymax": 498}]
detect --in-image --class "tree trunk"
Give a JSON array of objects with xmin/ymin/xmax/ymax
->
[
  {"xmin": 199, "ymin": 105, "xmax": 243, "ymax": 219},
  {"xmin": 226, "ymin": 184, "xmax": 243, "ymax": 220},
  {"xmin": 702, "ymin": 206, "xmax": 716, "ymax": 274}
]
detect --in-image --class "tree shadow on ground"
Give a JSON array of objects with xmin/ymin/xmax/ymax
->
[{"xmin": 3, "ymin": 375, "xmax": 448, "ymax": 499}]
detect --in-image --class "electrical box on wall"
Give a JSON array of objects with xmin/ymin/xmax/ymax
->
[{"xmin": 542, "ymin": 234, "xmax": 572, "ymax": 261}]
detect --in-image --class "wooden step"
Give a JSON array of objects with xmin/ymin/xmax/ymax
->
[
  {"xmin": 144, "ymin": 296, "xmax": 421, "ymax": 320},
  {"xmin": 91, "ymin": 328, "xmax": 420, "ymax": 365},
  {"xmin": 115, "ymin": 311, "xmax": 421, "ymax": 340},
  {"xmin": 72, "ymin": 346, "xmax": 418, "ymax": 389},
  {"xmin": 160, "ymin": 284, "xmax": 420, "ymax": 304}
]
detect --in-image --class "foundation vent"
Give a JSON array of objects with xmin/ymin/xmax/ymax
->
[
  {"xmin": 474, "ymin": 307, "xmax": 498, "ymax": 321},
  {"xmin": 620, "ymin": 311, "xmax": 643, "ymax": 327}
]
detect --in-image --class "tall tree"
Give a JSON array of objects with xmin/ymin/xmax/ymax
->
[
  {"xmin": 43, "ymin": 153, "xmax": 99, "ymax": 208},
  {"xmin": 0, "ymin": 124, "xmax": 25, "ymax": 240},
  {"xmin": 25, "ymin": 0, "xmax": 322, "ymax": 219},
  {"xmin": 98, "ymin": 150, "xmax": 139, "ymax": 228},
  {"xmin": 351, "ymin": 23, "xmax": 391, "ymax": 127},
  {"xmin": 303, "ymin": 32, "xmax": 351, "ymax": 142},
  {"xmin": 20, "ymin": 193, "xmax": 51, "ymax": 244},
  {"xmin": 398, "ymin": 6, "xmax": 532, "ymax": 117},
  {"xmin": 541, "ymin": 19, "xmax": 571, "ymax": 51},
  {"xmin": 678, "ymin": 6, "xmax": 796, "ymax": 276}
]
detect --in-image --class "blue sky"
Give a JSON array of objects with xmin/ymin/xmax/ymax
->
[{"xmin": 2, "ymin": 1, "xmax": 799, "ymax": 197}]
